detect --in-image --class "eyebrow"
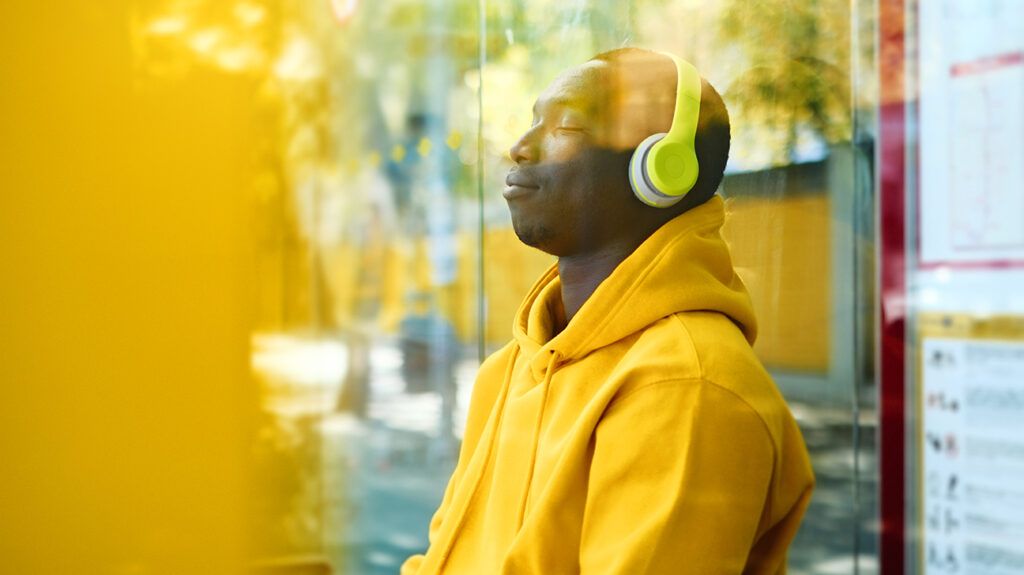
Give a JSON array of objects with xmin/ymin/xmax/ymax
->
[{"xmin": 532, "ymin": 95, "xmax": 588, "ymax": 117}]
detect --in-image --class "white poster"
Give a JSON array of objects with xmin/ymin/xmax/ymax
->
[
  {"xmin": 919, "ymin": 0, "xmax": 1024, "ymax": 266},
  {"xmin": 921, "ymin": 337, "xmax": 1024, "ymax": 574}
]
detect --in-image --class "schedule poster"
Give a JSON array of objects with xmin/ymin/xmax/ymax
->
[
  {"xmin": 918, "ymin": 0, "xmax": 1024, "ymax": 266},
  {"xmin": 919, "ymin": 319, "xmax": 1024, "ymax": 574}
]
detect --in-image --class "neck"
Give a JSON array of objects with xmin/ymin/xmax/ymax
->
[{"xmin": 557, "ymin": 236, "xmax": 646, "ymax": 326}]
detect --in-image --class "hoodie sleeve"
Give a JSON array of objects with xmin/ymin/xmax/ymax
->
[{"xmin": 579, "ymin": 379, "xmax": 776, "ymax": 575}]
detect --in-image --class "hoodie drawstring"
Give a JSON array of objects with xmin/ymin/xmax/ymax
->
[{"xmin": 516, "ymin": 349, "xmax": 560, "ymax": 529}]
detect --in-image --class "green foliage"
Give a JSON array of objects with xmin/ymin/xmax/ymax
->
[{"xmin": 719, "ymin": 0, "xmax": 852, "ymax": 163}]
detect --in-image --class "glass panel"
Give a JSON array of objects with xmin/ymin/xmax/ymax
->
[
  {"xmin": 3, "ymin": 1, "xmax": 887, "ymax": 574},
  {"xmin": 898, "ymin": 0, "xmax": 1024, "ymax": 573},
  {"xmin": 477, "ymin": 2, "xmax": 875, "ymax": 574},
  {"xmin": 263, "ymin": 2, "xmax": 486, "ymax": 573},
  {"xmin": 123, "ymin": 0, "xmax": 878, "ymax": 572},
  {"xmin": 133, "ymin": 1, "xmax": 486, "ymax": 572}
]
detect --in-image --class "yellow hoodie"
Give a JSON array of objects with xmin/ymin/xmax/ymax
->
[{"xmin": 401, "ymin": 196, "xmax": 814, "ymax": 574}]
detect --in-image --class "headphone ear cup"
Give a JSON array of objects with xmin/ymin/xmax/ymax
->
[{"xmin": 629, "ymin": 133, "xmax": 686, "ymax": 208}]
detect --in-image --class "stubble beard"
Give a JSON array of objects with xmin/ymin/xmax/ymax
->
[{"xmin": 511, "ymin": 218, "xmax": 555, "ymax": 252}]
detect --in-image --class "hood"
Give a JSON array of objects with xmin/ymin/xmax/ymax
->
[{"xmin": 512, "ymin": 195, "xmax": 756, "ymax": 380}]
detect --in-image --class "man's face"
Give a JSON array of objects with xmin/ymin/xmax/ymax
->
[{"xmin": 504, "ymin": 57, "xmax": 675, "ymax": 256}]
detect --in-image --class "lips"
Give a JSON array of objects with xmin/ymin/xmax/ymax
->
[
  {"xmin": 505, "ymin": 173, "xmax": 538, "ymax": 188},
  {"xmin": 504, "ymin": 172, "xmax": 539, "ymax": 200}
]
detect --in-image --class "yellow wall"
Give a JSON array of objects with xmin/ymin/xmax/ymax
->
[
  {"xmin": 0, "ymin": 3, "xmax": 263, "ymax": 573},
  {"xmin": 724, "ymin": 195, "xmax": 833, "ymax": 373}
]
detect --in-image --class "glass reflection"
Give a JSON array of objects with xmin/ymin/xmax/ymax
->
[{"xmin": 132, "ymin": 0, "xmax": 877, "ymax": 572}]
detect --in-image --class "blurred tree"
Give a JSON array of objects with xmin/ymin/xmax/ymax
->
[{"xmin": 719, "ymin": 0, "xmax": 851, "ymax": 165}]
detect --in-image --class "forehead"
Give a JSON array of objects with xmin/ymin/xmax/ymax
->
[{"xmin": 533, "ymin": 61, "xmax": 609, "ymax": 114}]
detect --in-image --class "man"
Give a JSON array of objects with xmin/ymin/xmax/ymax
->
[{"xmin": 401, "ymin": 47, "xmax": 814, "ymax": 574}]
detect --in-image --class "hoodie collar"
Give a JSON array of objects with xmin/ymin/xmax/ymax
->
[{"xmin": 512, "ymin": 196, "xmax": 756, "ymax": 382}]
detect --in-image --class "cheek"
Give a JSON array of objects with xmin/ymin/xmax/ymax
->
[
  {"xmin": 576, "ymin": 147, "xmax": 632, "ymax": 196},
  {"xmin": 540, "ymin": 134, "xmax": 586, "ymax": 164}
]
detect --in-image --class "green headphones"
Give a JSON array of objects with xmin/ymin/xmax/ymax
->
[{"xmin": 628, "ymin": 53, "xmax": 702, "ymax": 208}]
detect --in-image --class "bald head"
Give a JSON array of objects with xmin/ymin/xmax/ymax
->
[{"xmin": 590, "ymin": 48, "xmax": 731, "ymax": 210}]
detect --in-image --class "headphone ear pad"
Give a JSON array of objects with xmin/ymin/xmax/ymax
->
[{"xmin": 629, "ymin": 133, "xmax": 685, "ymax": 208}]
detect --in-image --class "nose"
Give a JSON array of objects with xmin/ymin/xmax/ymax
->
[{"xmin": 508, "ymin": 125, "xmax": 538, "ymax": 164}]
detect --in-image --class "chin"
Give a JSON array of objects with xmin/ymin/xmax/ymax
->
[{"xmin": 512, "ymin": 220, "xmax": 556, "ymax": 253}]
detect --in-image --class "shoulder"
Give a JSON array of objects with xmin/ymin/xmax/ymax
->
[
  {"xmin": 613, "ymin": 310, "xmax": 751, "ymax": 392},
  {"xmin": 617, "ymin": 311, "xmax": 796, "ymax": 447}
]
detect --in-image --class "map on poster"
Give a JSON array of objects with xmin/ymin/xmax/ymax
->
[
  {"xmin": 919, "ymin": 0, "xmax": 1024, "ymax": 266},
  {"xmin": 920, "ymin": 321, "xmax": 1024, "ymax": 574}
]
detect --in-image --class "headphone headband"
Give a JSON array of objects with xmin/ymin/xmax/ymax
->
[
  {"xmin": 660, "ymin": 53, "xmax": 702, "ymax": 149},
  {"xmin": 628, "ymin": 51, "xmax": 703, "ymax": 208}
]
